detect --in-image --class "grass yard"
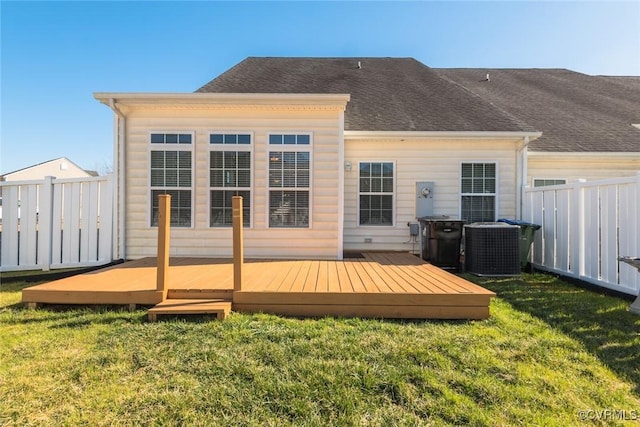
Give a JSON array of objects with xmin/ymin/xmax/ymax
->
[{"xmin": 1, "ymin": 273, "xmax": 639, "ymax": 426}]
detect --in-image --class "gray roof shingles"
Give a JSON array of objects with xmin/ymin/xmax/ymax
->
[
  {"xmin": 197, "ymin": 57, "xmax": 534, "ymax": 133},
  {"xmin": 436, "ymin": 68, "xmax": 640, "ymax": 152},
  {"xmin": 197, "ymin": 57, "xmax": 640, "ymax": 152}
]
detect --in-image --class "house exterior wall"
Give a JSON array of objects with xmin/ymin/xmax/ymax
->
[
  {"xmin": 343, "ymin": 137, "xmax": 522, "ymax": 252},
  {"xmin": 527, "ymin": 153, "xmax": 640, "ymax": 185},
  {"xmin": 2, "ymin": 158, "xmax": 91, "ymax": 181},
  {"xmin": 122, "ymin": 105, "xmax": 344, "ymax": 260}
]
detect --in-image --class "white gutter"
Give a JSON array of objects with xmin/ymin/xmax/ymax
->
[
  {"xmin": 337, "ymin": 110, "xmax": 345, "ymax": 260},
  {"xmin": 516, "ymin": 135, "xmax": 532, "ymax": 219},
  {"xmin": 345, "ymin": 130, "xmax": 542, "ymax": 140},
  {"xmin": 528, "ymin": 151, "xmax": 640, "ymax": 158},
  {"xmin": 108, "ymin": 99, "xmax": 126, "ymax": 261},
  {"xmin": 94, "ymin": 92, "xmax": 351, "ymax": 106}
]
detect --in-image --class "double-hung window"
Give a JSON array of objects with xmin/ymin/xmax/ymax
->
[
  {"xmin": 209, "ymin": 133, "xmax": 252, "ymax": 227},
  {"xmin": 359, "ymin": 162, "xmax": 394, "ymax": 226},
  {"xmin": 268, "ymin": 133, "xmax": 311, "ymax": 228},
  {"xmin": 460, "ymin": 162, "xmax": 496, "ymax": 223},
  {"xmin": 149, "ymin": 132, "xmax": 193, "ymax": 227}
]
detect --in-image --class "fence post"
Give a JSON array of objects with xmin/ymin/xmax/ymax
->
[
  {"xmin": 232, "ymin": 196, "xmax": 244, "ymax": 291},
  {"xmin": 38, "ymin": 176, "xmax": 55, "ymax": 271},
  {"xmin": 156, "ymin": 194, "xmax": 170, "ymax": 301}
]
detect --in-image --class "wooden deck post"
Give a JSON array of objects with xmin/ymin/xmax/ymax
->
[
  {"xmin": 232, "ymin": 196, "xmax": 244, "ymax": 291},
  {"xmin": 156, "ymin": 194, "xmax": 171, "ymax": 301}
]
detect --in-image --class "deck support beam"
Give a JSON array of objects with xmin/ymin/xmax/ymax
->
[
  {"xmin": 156, "ymin": 194, "xmax": 171, "ymax": 301},
  {"xmin": 232, "ymin": 196, "xmax": 244, "ymax": 291}
]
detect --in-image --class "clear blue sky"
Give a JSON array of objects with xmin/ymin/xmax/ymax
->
[{"xmin": 2, "ymin": 1, "xmax": 639, "ymax": 175}]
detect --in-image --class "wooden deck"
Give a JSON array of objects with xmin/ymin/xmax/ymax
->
[{"xmin": 22, "ymin": 253, "xmax": 495, "ymax": 319}]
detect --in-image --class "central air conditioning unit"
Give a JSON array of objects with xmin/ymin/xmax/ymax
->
[{"xmin": 464, "ymin": 223, "xmax": 520, "ymax": 276}]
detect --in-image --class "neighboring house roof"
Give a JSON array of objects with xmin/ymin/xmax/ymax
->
[
  {"xmin": 1, "ymin": 157, "xmax": 94, "ymax": 180},
  {"xmin": 436, "ymin": 68, "xmax": 640, "ymax": 152},
  {"xmin": 197, "ymin": 57, "xmax": 534, "ymax": 133}
]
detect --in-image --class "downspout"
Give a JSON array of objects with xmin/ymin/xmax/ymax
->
[
  {"xmin": 516, "ymin": 136, "xmax": 530, "ymax": 219},
  {"xmin": 109, "ymin": 99, "xmax": 126, "ymax": 260},
  {"xmin": 337, "ymin": 109, "xmax": 345, "ymax": 260}
]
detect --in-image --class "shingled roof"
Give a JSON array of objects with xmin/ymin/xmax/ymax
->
[
  {"xmin": 436, "ymin": 68, "xmax": 640, "ymax": 152},
  {"xmin": 197, "ymin": 57, "xmax": 534, "ymax": 133}
]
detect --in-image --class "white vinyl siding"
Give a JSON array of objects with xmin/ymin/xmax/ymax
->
[
  {"xmin": 209, "ymin": 133, "xmax": 252, "ymax": 227},
  {"xmin": 124, "ymin": 107, "xmax": 342, "ymax": 259},
  {"xmin": 359, "ymin": 162, "xmax": 394, "ymax": 226},
  {"xmin": 149, "ymin": 133, "xmax": 193, "ymax": 227},
  {"xmin": 460, "ymin": 162, "xmax": 497, "ymax": 223},
  {"xmin": 527, "ymin": 154, "xmax": 640, "ymax": 185},
  {"xmin": 344, "ymin": 138, "xmax": 518, "ymax": 252}
]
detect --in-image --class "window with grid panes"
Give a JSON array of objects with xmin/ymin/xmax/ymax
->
[
  {"xmin": 149, "ymin": 133, "xmax": 192, "ymax": 227},
  {"xmin": 209, "ymin": 133, "xmax": 252, "ymax": 227},
  {"xmin": 268, "ymin": 134, "xmax": 310, "ymax": 228},
  {"xmin": 533, "ymin": 178, "xmax": 566, "ymax": 187},
  {"xmin": 460, "ymin": 162, "xmax": 496, "ymax": 223},
  {"xmin": 359, "ymin": 162, "xmax": 394, "ymax": 226}
]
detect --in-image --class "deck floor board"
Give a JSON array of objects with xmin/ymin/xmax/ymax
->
[{"xmin": 21, "ymin": 253, "xmax": 495, "ymax": 319}]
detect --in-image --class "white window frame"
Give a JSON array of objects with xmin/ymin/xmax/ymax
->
[
  {"xmin": 148, "ymin": 131, "xmax": 195, "ymax": 228},
  {"xmin": 459, "ymin": 161, "xmax": 498, "ymax": 223},
  {"xmin": 532, "ymin": 178, "xmax": 567, "ymax": 187},
  {"xmin": 208, "ymin": 132, "xmax": 254, "ymax": 228},
  {"xmin": 357, "ymin": 160, "xmax": 396, "ymax": 227},
  {"xmin": 266, "ymin": 132, "xmax": 313, "ymax": 229}
]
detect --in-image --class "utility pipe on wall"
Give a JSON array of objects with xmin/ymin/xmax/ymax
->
[{"xmin": 516, "ymin": 135, "xmax": 530, "ymax": 219}]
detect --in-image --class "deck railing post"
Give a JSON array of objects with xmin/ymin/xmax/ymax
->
[
  {"xmin": 156, "ymin": 194, "xmax": 171, "ymax": 301},
  {"xmin": 232, "ymin": 196, "xmax": 244, "ymax": 291}
]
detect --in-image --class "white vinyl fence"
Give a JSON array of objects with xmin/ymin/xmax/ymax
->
[
  {"xmin": 523, "ymin": 173, "xmax": 640, "ymax": 296},
  {"xmin": 0, "ymin": 175, "xmax": 114, "ymax": 272}
]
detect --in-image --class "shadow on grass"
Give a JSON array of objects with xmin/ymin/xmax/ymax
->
[
  {"xmin": 1, "ymin": 302, "xmax": 151, "ymax": 327},
  {"xmin": 466, "ymin": 273, "xmax": 640, "ymax": 395}
]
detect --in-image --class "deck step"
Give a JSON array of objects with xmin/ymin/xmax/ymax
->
[
  {"xmin": 148, "ymin": 299, "xmax": 231, "ymax": 322},
  {"xmin": 167, "ymin": 288, "xmax": 233, "ymax": 300}
]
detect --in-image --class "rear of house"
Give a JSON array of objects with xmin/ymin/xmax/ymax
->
[{"xmin": 96, "ymin": 57, "xmax": 541, "ymax": 260}]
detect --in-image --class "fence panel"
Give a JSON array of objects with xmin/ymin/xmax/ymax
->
[
  {"xmin": 582, "ymin": 186, "xmax": 599, "ymax": 280},
  {"xmin": 542, "ymin": 190, "xmax": 557, "ymax": 267},
  {"xmin": 530, "ymin": 191, "xmax": 544, "ymax": 265},
  {"xmin": 524, "ymin": 173, "xmax": 640, "ymax": 296},
  {"xmin": 1, "ymin": 185, "xmax": 20, "ymax": 268},
  {"xmin": 0, "ymin": 175, "xmax": 114, "ymax": 272},
  {"xmin": 600, "ymin": 185, "xmax": 618, "ymax": 285},
  {"xmin": 98, "ymin": 177, "xmax": 113, "ymax": 261},
  {"xmin": 556, "ymin": 188, "xmax": 571, "ymax": 273},
  {"xmin": 619, "ymin": 180, "xmax": 640, "ymax": 294},
  {"xmin": 50, "ymin": 183, "xmax": 64, "ymax": 266}
]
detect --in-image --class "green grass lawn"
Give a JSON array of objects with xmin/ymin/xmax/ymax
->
[{"xmin": 1, "ymin": 274, "xmax": 639, "ymax": 426}]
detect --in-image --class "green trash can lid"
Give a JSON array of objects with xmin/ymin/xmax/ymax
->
[{"xmin": 497, "ymin": 218, "xmax": 541, "ymax": 230}]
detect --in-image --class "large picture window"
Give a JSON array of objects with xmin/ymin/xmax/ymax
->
[
  {"xmin": 359, "ymin": 162, "xmax": 394, "ymax": 226},
  {"xmin": 268, "ymin": 133, "xmax": 311, "ymax": 228},
  {"xmin": 209, "ymin": 133, "xmax": 252, "ymax": 227},
  {"xmin": 460, "ymin": 162, "xmax": 496, "ymax": 223},
  {"xmin": 149, "ymin": 133, "xmax": 193, "ymax": 227}
]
